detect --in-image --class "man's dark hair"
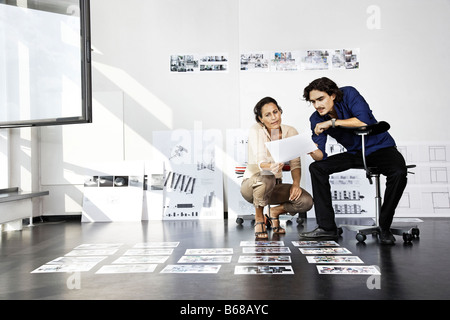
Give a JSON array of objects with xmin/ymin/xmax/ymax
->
[
  {"xmin": 303, "ymin": 77, "xmax": 343, "ymax": 102},
  {"xmin": 253, "ymin": 96, "xmax": 283, "ymax": 123}
]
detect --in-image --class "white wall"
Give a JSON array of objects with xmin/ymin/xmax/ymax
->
[{"xmin": 10, "ymin": 0, "xmax": 449, "ymax": 217}]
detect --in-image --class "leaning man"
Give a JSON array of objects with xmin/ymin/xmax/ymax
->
[{"xmin": 300, "ymin": 77, "xmax": 407, "ymax": 245}]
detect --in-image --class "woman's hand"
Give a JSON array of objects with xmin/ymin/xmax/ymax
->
[
  {"xmin": 269, "ymin": 162, "xmax": 284, "ymax": 175},
  {"xmin": 289, "ymin": 184, "xmax": 303, "ymax": 201}
]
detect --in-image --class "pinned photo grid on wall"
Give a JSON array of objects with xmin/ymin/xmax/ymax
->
[
  {"xmin": 170, "ymin": 53, "xmax": 229, "ymax": 73},
  {"xmin": 169, "ymin": 49, "xmax": 358, "ymax": 73},
  {"xmin": 240, "ymin": 48, "xmax": 360, "ymax": 72}
]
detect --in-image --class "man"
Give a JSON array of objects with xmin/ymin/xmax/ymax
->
[{"xmin": 299, "ymin": 77, "xmax": 407, "ymax": 244}]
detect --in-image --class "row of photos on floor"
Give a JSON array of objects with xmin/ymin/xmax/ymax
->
[{"xmin": 31, "ymin": 241, "xmax": 380, "ymax": 275}]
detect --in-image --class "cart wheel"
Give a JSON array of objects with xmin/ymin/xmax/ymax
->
[
  {"xmin": 412, "ymin": 227, "xmax": 420, "ymax": 238},
  {"xmin": 356, "ymin": 233, "xmax": 366, "ymax": 242},
  {"xmin": 337, "ymin": 227, "xmax": 343, "ymax": 235},
  {"xmin": 296, "ymin": 217, "xmax": 304, "ymax": 225},
  {"xmin": 236, "ymin": 217, "xmax": 244, "ymax": 225}
]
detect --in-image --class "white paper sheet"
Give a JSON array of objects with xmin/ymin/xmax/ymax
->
[
  {"xmin": 265, "ymin": 132, "xmax": 317, "ymax": 163},
  {"xmin": 234, "ymin": 265, "xmax": 294, "ymax": 275},
  {"xmin": 299, "ymin": 247, "xmax": 352, "ymax": 255},
  {"xmin": 316, "ymin": 265, "xmax": 380, "ymax": 275}
]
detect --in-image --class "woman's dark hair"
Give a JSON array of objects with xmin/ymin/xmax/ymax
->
[
  {"xmin": 253, "ymin": 96, "xmax": 283, "ymax": 123},
  {"xmin": 303, "ymin": 77, "xmax": 343, "ymax": 102}
]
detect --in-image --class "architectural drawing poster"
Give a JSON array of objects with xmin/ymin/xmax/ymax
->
[
  {"xmin": 395, "ymin": 142, "xmax": 450, "ymax": 216},
  {"xmin": 153, "ymin": 129, "xmax": 224, "ymax": 220},
  {"xmin": 225, "ymin": 128, "xmax": 254, "ymax": 219},
  {"xmin": 143, "ymin": 160, "xmax": 165, "ymax": 220}
]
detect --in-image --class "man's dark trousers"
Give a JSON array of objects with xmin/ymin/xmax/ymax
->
[{"xmin": 309, "ymin": 146, "xmax": 408, "ymax": 231}]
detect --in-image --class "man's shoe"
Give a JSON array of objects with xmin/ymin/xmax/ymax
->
[
  {"xmin": 299, "ymin": 227, "xmax": 338, "ymax": 241},
  {"xmin": 379, "ymin": 229, "xmax": 396, "ymax": 245}
]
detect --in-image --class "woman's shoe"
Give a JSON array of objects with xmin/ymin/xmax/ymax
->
[
  {"xmin": 254, "ymin": 221, "xmax": 268, "ymax": 239},
  {"xmin": 265, "ymin": 214, "xmax": 285, "ymax": 234}
]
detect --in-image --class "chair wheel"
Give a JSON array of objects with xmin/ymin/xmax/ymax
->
[
  {"xmin": 356, "ymin": 233, "xmax": 366, "ymax": 242},
  {"xmin": 236, "ymin": 217, "xmax": 244, "ymax": 225},
  {"xmin": 403, "ymin": 232, "xmax": 413, "ymax": 243}
]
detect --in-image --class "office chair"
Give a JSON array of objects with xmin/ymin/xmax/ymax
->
[
  {"xmin": 337, "ymin": 121, "xmax": 420, "ymax": 243},
  {"xmin": 235, "ymin": 164, "xmax": 307, "ymax": 226}
]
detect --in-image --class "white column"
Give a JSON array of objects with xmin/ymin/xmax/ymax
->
[{"xmin": 0, "ymin": 129, "xmax": 9, "ymax": 188}]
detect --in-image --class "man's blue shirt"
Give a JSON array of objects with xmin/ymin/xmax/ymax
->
[{"xmin": 309, "ymin": 86, "xmax": 396, "ymax": 159}]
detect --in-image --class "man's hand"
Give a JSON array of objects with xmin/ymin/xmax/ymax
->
[
  {"xmin": 314, "ymin": 120, "xmax": 332, "ymax": 135},
  {"xmin": 308, "ymin": 148, "xmax": 323, "ymax": 161}
]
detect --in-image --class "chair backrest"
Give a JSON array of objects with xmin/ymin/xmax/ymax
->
[{"xmin": 352, "ymin": 121, "xmax": 390, "ymax": 136}]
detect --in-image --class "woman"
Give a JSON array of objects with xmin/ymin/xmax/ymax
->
[{"xmin": 240, "ymin": 97, "xmax": 313, "ymax": 239}]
